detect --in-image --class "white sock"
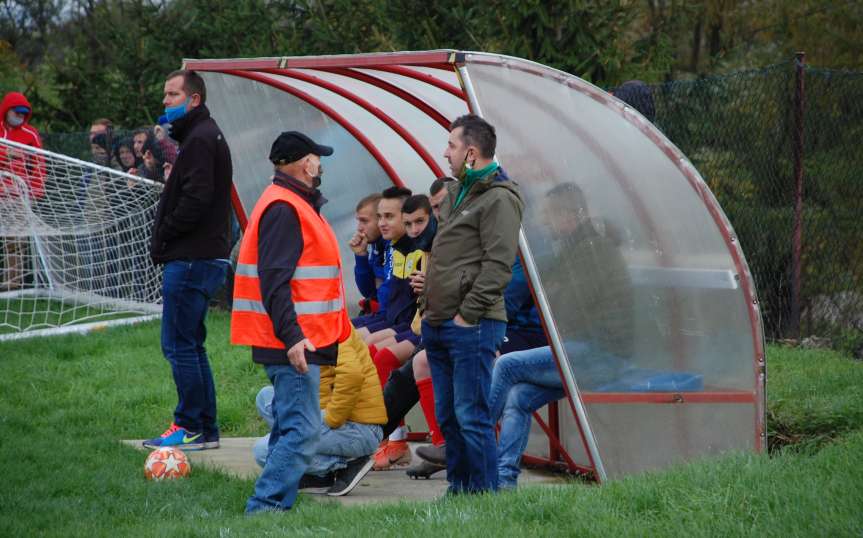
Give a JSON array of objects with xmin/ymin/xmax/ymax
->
[{"xmin": 389, "ymin": 426, "xmax": 406, "ymax": 441}]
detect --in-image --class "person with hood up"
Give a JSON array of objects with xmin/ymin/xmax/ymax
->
[
  {"xmin": 1, "ymin": 92, "xmax": 45, "ymax": 291},
  {"xmin": 0, "ymin": 92, "xmax": 45, "ymax": 199}
]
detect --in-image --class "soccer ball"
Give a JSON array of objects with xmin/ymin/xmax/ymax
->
[{"xmin": 144, "ymin": 447, "xmax": 191, "ymax": 480}]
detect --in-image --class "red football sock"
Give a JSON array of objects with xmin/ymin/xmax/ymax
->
[
  {"xmin": 373, "ymin": 348, "xmax": 401, "ymax": 388},
  {"xmin": 367, "ymin": 344, "xmax": 378, "ymax": 358},
  {"xmin": 416, "ymin": 377, "xmax": 445, "ymax": 446}
]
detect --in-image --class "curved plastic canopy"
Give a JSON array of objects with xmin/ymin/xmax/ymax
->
[{"xmin": 185, "ymin": 50, "xmax": 766, "ymax": 482}]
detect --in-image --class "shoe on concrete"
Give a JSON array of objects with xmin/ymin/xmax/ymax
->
[
  {"xmin": 327, "ymin": 456, "xmax": 374, "ymax": 496},
  {"xmin": 416, "ymin": 443, "xmax": 446, "ymax": 465},
  {"xmin": 373, "ymin": 439, "xmax": 412, "ymax": 470},
  {"xmin": 142, "ymin": 422, "xmax": 180, "ymax": 449},
  {"xmin": 143, "ymin": 423, "xmax": 204, "ymax": 451},
  {"xmin": 299, "ymin": 472, "xmax": 335, "ymax": 494},
  {"xmin": 406, "ymin": 459, "xmax": 446, "ymax": 480}
]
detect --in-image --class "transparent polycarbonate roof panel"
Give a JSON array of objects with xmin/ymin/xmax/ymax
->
[
  {"xmin": 355, "ymin": 68, "xmax": 470, "ymax": 127},
  {"xmin": 265, "ymin": 73, "xmax": 438, "ymax": 193},
  {"xmin": 464, "ymin": 57, "xmax": 759, "ymax": 478},
  {"xmin": 302, "ymin": 69, "xmax": 451, "ymax": 192},
  {"xmin": 201, "ymin": 71, "xmax": 395, "ymax": 313}
]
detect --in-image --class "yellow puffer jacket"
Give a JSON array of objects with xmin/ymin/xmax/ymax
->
[{"xmin": 319, "ymin": 328, "xmax": 388, "ymax": 429}]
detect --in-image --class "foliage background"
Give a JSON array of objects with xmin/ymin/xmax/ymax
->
[{"xmin": 1, "ymin": 0, "xmax": 862, "ymax": 131}]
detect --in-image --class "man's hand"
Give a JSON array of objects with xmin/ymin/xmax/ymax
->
[
  {"xmin": 409, "ymin": 271, "xmax": 425, "ymax": 295},
  {"xmin": 349, "ymin": 231, "xmax": 368, "ymax": 255},
  {"xmin": 453, "ymin": 313, "xmax": 476, "ymax": 327},
  {"xmin": 287, "ymin": 338, "xmax": 316, "ymax": 374}
]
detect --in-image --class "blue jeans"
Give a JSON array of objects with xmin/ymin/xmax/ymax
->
[
  {"xmin": 488, "ymin": 346, "xmax": 564, "ymax": 489},
  {"xmin": 252, "ymin": 386, "xmax": 383, "ymax": 475},
  {"xmin": 161, "ymin": 259, "xmax": 227, "ymax": 437},
  {"xmin": 422, "ymin": 318, "xmax": 506, "ymax": 494},
  {"xmin": 246, "ymin": 364, "xmax": 321, "ymax": 514}
]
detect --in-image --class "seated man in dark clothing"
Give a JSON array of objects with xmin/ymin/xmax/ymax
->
[{"xmin": 488, "ymin": 181, "xmax": 635, "ymax": 489}]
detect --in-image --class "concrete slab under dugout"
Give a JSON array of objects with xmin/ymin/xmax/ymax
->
[{"xmin": 124, "ymin": 438, "xmax": 571, "ymax": 506}]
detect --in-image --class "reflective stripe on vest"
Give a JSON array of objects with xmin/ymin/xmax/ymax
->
[
  {"xmin": 233, "ymin": 297, "xmax": 344, "ymax": 316},
  {"xmin": 235, "ymin": 262, "xmax": 340, "ymax": 281}
]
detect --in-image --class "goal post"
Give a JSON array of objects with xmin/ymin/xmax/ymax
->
[{"xmin": 1, "ymin": 137, "xmax": 163, "ymax": 341}]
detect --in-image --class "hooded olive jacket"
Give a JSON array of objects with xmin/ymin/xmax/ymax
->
[{"xmin": 423, "ymin": 167, "xmax": 523, "ymax": 326}]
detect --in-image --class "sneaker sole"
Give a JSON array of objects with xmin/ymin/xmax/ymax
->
[
  {"xmin": 203, "ymin": 441, "xmax": 220, "ymax": 449},
  {"xmin": 327, "ymin": 458, "xmax": 374, "ymax": 497}
]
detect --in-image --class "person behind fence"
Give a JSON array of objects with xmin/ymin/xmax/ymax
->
[
  {"xmin": 488, "ymin": 181, "xmax": 634, "ymax": 489},
  {"xmin": 251, "ymin": 328, "xmax": 387, "ymax": 496},
  {"xmin": 0, "ymin": 91, "xmax": 45, "ymax": 292},
  {"xmin": 231, "ymin": 130, "xmax": 364, "ymax": 513},
  {"xmin": 88, "ymin": 118, "xmax": 117, "ymax": 168},
  {"xmin": 143, "ymin": 70, "xmax": 232, "ymax": 452},
  {"xmin": 114, "ymin": 137, "xmax": 139, "ymax": 174},
  {"xmin": 421, "ymin": 114, "xmax": 523, "ymax": 494},
  {"xmin": 349, "ymin": 193, "xmax": 388, "ymax": 315},
  {"xmin": 612, "ymin": 80, "xmax": 656, "ymax": 124}
]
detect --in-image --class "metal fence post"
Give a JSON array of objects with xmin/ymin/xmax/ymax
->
[{"xmin": 791, "ymin": 51, "xmax": 805, "ymax": 339}]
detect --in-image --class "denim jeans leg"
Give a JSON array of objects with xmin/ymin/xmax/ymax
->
[
  {"xmin": 497, "ymin": 383, "xmax": 565, "ymax": 488},
  {"xmin": 160, "ymin": 260, "xmax": 226, "ymax": 434},
  {"xmin": 246, "ymin": 364, "xmax": 321, "ymax": 514},
  {"xmin": 489, "ymin": 346, "xmax": 557, "ymax": 422},
  {"xmin": 306, "ymin": 421, "xmax": 383, "ymax": 477},
  {"xmin": 423, "ymin": 320, "xmax": 467, "ymax": 493},
  {"xmin": 448, "ymin": 318, "xmax": 506, "ymax": 493}
]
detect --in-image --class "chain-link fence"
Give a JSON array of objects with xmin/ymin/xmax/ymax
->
[
  {"xmin": 650, "ymin": 57, "xmax": 862, "ymax": 354},
  {"xmin": 39, "ymin": 57, "xmax": 863, "ymax": 353}
]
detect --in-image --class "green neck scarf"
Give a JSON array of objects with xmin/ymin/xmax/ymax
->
[{"xmin": 454, "ymin": 161, "xmax": 498, "ymax": 210}]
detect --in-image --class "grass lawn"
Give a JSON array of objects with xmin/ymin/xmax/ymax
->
[{"xmin": 1, "ymin": 309, "xmax": 862, "ymax": 536}]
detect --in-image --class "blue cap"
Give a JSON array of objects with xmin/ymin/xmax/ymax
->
[{"xmin": 12, "ymin": 106, "xmax": 30, "ymax": 115}]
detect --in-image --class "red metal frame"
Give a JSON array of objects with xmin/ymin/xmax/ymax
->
[
  {"xmin": 184, "ymin": 50, "xmax": 456, "ymax": 71},
  {"xmin": 581, "ymin": 391, "xmax": 756, "ymax": 405},
  {"xmin": 263, "ymin": 68, "xmax": 445, "ymax": 178},
  {"xmin": 230, "ymin": 183, "xmax": 248, "ymax": 230},
  {"xmin": 321, "ymin": 67, "xmax": 454, "ymax": 129},
  {"xmin": 373, "ymin": 65, "xmax": 467, "ymax": 100},
  {"xmin": 219, "ymin": 69, "xmax": 405, "ymax": 189}
]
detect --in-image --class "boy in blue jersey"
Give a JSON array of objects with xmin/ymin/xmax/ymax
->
[{"xmin": 349, "ymin": 193, "xmax": 389, "ymax": 317}]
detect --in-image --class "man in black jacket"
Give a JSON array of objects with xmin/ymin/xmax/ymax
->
[{"xmin": 144, "ymin": 70, "xmax": 232, "ymax": 451}]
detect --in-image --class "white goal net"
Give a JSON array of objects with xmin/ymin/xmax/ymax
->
[{"xmin": 1, "ymin": 137, "xmax": 163, "ymax": 340}]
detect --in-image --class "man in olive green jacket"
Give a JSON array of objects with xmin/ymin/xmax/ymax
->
[{"xmin": 421, "ymin": 114, "xmax": 523, "ymax": 494}]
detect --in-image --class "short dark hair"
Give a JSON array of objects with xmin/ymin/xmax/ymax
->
[
  {"xmin": 430, "ymin": 176, "xmax": 454, "ymax": 196},
  {"xmin": 356, "ymin": 193, "xmax": 382, "ymax": 212},
  {"xmin": 546, "ymin": 182, "xmax": 587, "ymax": 209},
  {"xmin": 166, "ymin": 69, "xmax": 207, "ymax": 104},
  {"xmin": 381, "ymin": 186, "xmax": 412, "ymax": 201},
  {"xmin": 402, "ymin": 194, "xmax": 432, "ymax": 215},
  {"xmin": 450, "ymin": 114, "xmax": 496, "ymax": 158}
]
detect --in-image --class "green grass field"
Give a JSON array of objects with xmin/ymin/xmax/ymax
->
[{"xmin": 1, "ymin": 310, "xmax": 861, "ymax": 537}]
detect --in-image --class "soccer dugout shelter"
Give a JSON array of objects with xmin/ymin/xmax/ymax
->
[{"xmin": 185, "ymin": 50, "xmax": 766, "ymax": 482}]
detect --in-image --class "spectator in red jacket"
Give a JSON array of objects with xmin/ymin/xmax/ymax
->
[
  {"xmin": 0, "ymin": 91, "xmax": 45, "ymax": 199},
  {"xmin": 0, "ymin": 92, "xmax": 44, "ymax": 292}
]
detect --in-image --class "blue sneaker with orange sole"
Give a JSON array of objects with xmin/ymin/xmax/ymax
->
[{"xmin": 143, "ymin": 423, "xmax": 206, "ymax": 451}]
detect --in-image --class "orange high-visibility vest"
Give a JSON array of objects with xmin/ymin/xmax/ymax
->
[{"xmin": 231, "ymin": 183, "xmax": 351, "ymax": 349}]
